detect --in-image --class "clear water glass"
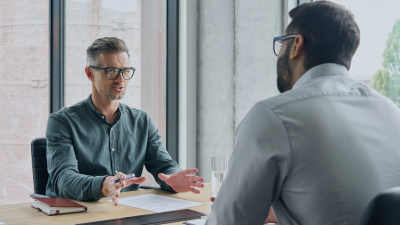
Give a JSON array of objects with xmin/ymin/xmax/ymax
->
[{"xmin": 211, "ymin": 155, "xmax": 229, "ymax": 197}]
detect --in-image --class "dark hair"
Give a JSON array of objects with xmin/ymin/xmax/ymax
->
[
  {"xmin": 287, "ymin": 1, "xmax": 360, "ymax": 70},
  {"xmin": 86, "ymin": 37, "xmax": 130, "ymax": 66}
]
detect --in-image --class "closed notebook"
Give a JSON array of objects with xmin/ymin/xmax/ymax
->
[{"xmin": 31, "ymin": 197, "xmax": 87, "ymax": 216}]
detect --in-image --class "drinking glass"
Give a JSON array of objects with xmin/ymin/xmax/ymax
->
[{"xmin": 211, "ymin": 155, "xmax": 229, "ymax": 197}]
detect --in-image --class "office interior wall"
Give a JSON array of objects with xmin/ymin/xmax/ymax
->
[{"xmin": 197, "ymin": 0, "xmax": 283, "ymax": 181}]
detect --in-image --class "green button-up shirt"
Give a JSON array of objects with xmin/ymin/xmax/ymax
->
[{"xmin": 45, "ymin": 95, "xmax": 181, "ymax": 201}]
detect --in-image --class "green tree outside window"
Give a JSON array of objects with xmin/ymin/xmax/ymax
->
[{"xmin": 373, "ymin": 20, "xmax": 400, "ymax": 106}]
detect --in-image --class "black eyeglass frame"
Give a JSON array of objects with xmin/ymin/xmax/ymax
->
[
  {"xmin": 89, "ymin": 66, "xmax": 136, "ymax": 80},
  {"xmin": 273, "ymin": 35, "xmax": 298, "ymax": 56}
]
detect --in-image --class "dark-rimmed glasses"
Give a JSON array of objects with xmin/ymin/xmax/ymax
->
[
  {"xmin": 273, "ymin": 35, "xmax": 297, "ymax": 56},
  {"xmin": 89, "ymin": 66, "xmax": 136, "ymax": 80}
]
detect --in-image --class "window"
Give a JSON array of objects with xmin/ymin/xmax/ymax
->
[
  {"xmin": 0, "ymin": 0, "xmax": 168, "ymax": 205},
  {"xmin": 65, "ymin": 0, "xmax": 167, "ymax": 143},
  {"xmin": 329, "ymin": 0, "xmax": 400, "ymax": 106},
  {"xmin": 65, "ymin": 0, "xmax": 167, "ymax": 187},
  {"xmin": 0, "ymin": 0, "xmax": 49, "ymax": 205}
]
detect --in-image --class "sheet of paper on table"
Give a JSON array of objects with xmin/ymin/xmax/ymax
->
[
  {"xmin": 183, "ymin": 218, "xmax": 206, "ymax": 225},
  {"xmin": 183, "ymin": 219, "xmax": 277, "ymax": 225},
  {"xmin": 108, "ymin": 194, "xmax": 203, "ymax": 213}
]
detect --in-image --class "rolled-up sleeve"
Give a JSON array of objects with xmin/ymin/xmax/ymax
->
[
  {"xmin": 46, "ymin": 113, "xmax": 106, "ymax": 201},
  {"xmin": 206, "ymin": 103, "xmax": 292, "ymax": 225},
  {"xmin": 143, "ymin": 114, "xmax": 181, "ymax": 192}
]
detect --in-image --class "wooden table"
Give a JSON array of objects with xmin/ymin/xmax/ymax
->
[{"xmin": 0, "ymin": 183, "xmax": 213, "ymax": 225}]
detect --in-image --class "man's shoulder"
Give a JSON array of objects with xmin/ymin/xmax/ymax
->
[
  {"xmin": 257, "ymin": 76, "xmax": 387, "ymax": 111},
  {"xmin": 119, "ymin": 103, "xmax": 149, "ymax": 120},
  {"xmin": 49, "ymin": 99, "xmax": 87, "ymax": 119},
  {"xmin": 256, "ymin": 91, "xmax": 302, "ymax": 111}
]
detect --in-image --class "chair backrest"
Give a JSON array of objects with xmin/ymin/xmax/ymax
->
[
  {"xmin": 31, "ymin": 138, "xmax": 49, "ymax": 195},
  {"xmin": 359, "ymin": 187, "xmax": 400, "ymax": 225}
]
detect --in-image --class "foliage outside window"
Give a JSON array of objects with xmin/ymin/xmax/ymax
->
[{"xmin": 373, "ymin": 20, "xmax": 400, "ymax": 106}]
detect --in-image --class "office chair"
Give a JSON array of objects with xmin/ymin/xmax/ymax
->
[
  {"xmin": 359, "ymin": 187, "xmax": 400, "ymax": 225},
  {"xmin": 31, "ymin": 137, "xmax": 48, "ymax": 195},
  {"xmin": 31, "ymin": 137, "xmax": 157, "ymax": 195}
]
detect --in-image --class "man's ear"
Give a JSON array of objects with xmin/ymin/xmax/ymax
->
[
  {"xmin": 85, "ymin": 67, "xmax": 94, "ymax": 81},
  {"xmin": 290, "ymin": 34, "xmax": 305, "ymax": 60}
]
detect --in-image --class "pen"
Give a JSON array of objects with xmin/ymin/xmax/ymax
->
[{"xmin": 109, "ymin": 173, "xmax": 135, "ymax": 184}]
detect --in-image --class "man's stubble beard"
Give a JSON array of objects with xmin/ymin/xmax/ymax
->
[
  {"xmin": 276, "ymin": 44, "xmax": 293, "ymax": 93},
  {"xmin": 97, "ymin": 84, "xmax": 126, "ymax": 101}
]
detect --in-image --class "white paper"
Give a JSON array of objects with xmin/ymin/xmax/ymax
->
[
  {"xmin": 183, "ymin": 218, "xmax": 206, "ymax": 225},
  {"xmin": 108, "ymin": 194, "xmax": 203, "ymax": 212},
  {"xmin": 182, "ymin": 219, "xmax": 277, "ymax": 225},
  {"xmin": 30, "ymin": 193, "xmax": 50, "ymax": 198}
]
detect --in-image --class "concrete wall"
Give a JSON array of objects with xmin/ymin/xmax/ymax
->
[{"xmin": 197, "ymin": 0, "xmax": 283, "ymax": 181}]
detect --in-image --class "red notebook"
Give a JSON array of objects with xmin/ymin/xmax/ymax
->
[{"xmin": 31, "ymin": 197, "xmax": 87, "ymax": 216}]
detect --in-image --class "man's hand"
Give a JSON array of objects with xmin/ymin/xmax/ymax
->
[
  {"xmin": 101, "ymin": 172, "xmax": 147, "ymax": 206},
  {"xmin": 210, "ymin": 197, "xmax": 278, "ymax": 224},
  {"xmin": 158, "ymin": 168, "xmax": 205, "ymax": 194}
]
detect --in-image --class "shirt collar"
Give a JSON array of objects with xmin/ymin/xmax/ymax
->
[
  {"xmin": 292, "ymin": 63, "xmax": 349, "ymax": 90},
  {"xmin": 86, "ymin": 95, "xmax": 123, "ymax": 124}
]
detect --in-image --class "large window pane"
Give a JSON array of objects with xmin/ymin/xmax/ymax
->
[
  {"xmin": 65, "ymin": 0, "xmax": 142, "ymax": 110},
  {"xmin": 65, "ymin": 0, "xmax": 166, "ymax": 186},
  {"xmin": 0, "ymin": 0, "xmax": 49, "ymax": 205},
  {"xmin": 328, "ymin": 0, "xmax": 400, "ymax": 106}
]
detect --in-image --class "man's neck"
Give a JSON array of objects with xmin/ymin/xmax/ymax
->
[
  {"xmin": 91, "ymin": 92, "xmax": 119, "ymax": 123},
  {"xmin": 290, "ymin": 61, "xmax": 307, "ymax": 89}
]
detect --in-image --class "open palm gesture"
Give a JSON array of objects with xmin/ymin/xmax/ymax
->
[{"xmin": 158, "ymin": 168, "xmax": 205, "ymax": 194}]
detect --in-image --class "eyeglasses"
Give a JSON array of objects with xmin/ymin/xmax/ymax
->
[
  {"xmin": 273, "ymin": 35, "xmax": 298, "ymax": 56},
  {"xmin": 89, "ymin": 66, "xmax": 136, "ymax": 80}
]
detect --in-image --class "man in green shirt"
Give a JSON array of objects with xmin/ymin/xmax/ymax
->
[{"xmin": 46, "ymin": 37, "xmax": 204, "ymax": 205}]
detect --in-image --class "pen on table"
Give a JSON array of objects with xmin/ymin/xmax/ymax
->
[{"xmin": 109, "ymin": 173, "xmax": 135, "ymax": 184}]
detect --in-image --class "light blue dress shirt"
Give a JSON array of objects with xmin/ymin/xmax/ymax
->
[{"xmin": 206, "ymin": 63, "xmax": 400, "ymax": 225}]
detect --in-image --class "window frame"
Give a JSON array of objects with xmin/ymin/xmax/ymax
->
[
  {"xmin": 49, "ymin": 0, "xmax": 65, "ymax": 114},
  {"xmin": 166, "ymin": 0, "xmax": 180, "ymax": 162},
  {"xmin": 298, "ymin": 0, "xmax": 312, "ymax": 4}
]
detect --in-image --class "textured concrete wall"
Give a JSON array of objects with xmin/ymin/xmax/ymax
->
[
  {"xmin": 197, "ymin": 0, "xmax": 283, "ymax": 181},
  {"xmin": 235, "ymin": 0, "xmax": 283, "ymax": 127},
  {"xmin": 197, "ymin": 0, "xmax": 236, "ymax": 181}
]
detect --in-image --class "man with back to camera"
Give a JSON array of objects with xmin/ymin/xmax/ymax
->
[
  {"xmin": 45, "ymin": 37, "xmax": 204, "ymax": 205},
  {"xmin": 206, "ymin": 1, "xmax": 400, "ymax": 224}
]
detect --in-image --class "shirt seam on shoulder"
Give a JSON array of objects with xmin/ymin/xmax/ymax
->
[
  {"xmin": 65, "ymin": 102, "xmax": 88, "ymax": 115},
  {"xmin": 50, "ymin": 108, "xmax": 74, "ymax": 142},
  {"xmin": 264, "ymin": 92, "xmax": 390, "ymax": 110},
  {"xmin": 51, "ymin": 110, "xmax": 68, "ymax": 125}
]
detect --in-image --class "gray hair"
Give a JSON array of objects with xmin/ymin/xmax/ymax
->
[{"xmin": 86, "ymin": 37, "xmax": 130, "ymax": 66}]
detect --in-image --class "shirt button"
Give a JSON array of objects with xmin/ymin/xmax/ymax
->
[
  {"xmin": 115, "ymin": 170, "xmax": 118, "ymax": 174},
  {"xmin": 112, "ymin": 148, "xmax": 115, "ymax": 151},
  {"xmin": 111, "ymin": 127, "xmax": 113, "ymax": 130},
  {"xmin": 102, "ymin": 116, "xmax": 105, "ymax": 119}
]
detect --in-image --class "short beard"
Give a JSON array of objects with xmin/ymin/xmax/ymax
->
[
  {"xmin": 276, "ymin": 44, "xmax": 293, "ymax": 93},
  {"xmin": 97, "ymin": 84, "xmax": 126, "ymax": 101}
]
